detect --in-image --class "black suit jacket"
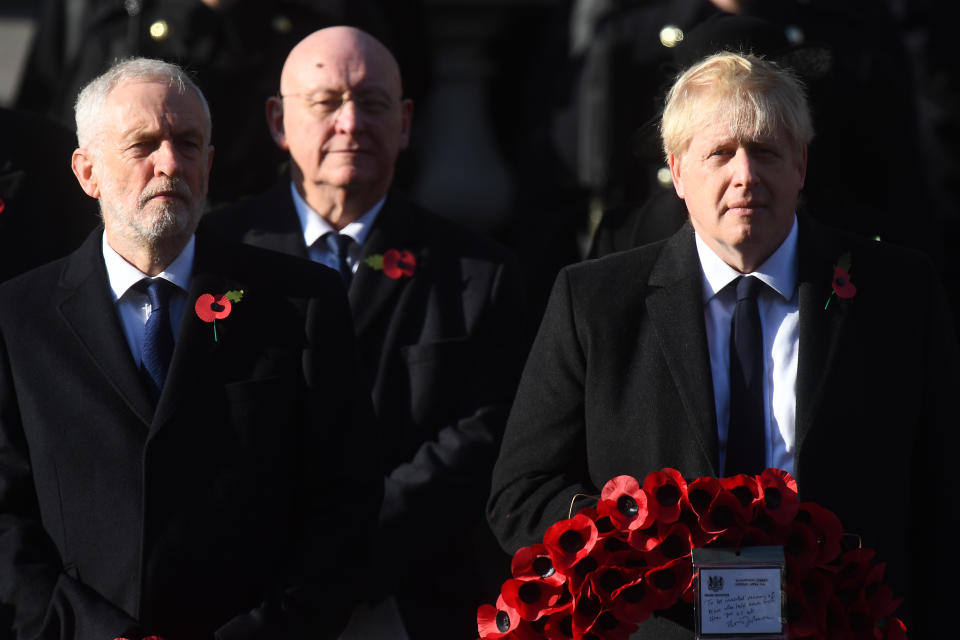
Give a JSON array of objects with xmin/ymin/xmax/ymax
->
[
  {"xmin": 202, "ymin": 184, "xmax": 528, "ymax": 639},
  {"xmin": 488, "ymin": 217, "xmax": 959, "ymax": 638},
  {"xmin": 0, "ymin": 228, "xmax": 382, "ymax": 640}
]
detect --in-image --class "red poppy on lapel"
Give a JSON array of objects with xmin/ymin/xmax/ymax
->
[
  {"xmin": 194, "ymin": 293, "xmax": 232, "ymax": 323},
  {"xmin": 195, "ymin": 290, "xmax": 244, "ymax": 342},
  {"xmin": 543, "ymin": 514, "xmax": 598, "ymax": 571},
  {"xmin": 599, "ymin": 475, "xmax": 653, "ymax": 531},
  {"xmin": 825, "ymin": 252, "xmax": 856, "ymax": 309},
  {"xmin": 363, "ymin": 248, "xmax": 417, "ymax": 279}
]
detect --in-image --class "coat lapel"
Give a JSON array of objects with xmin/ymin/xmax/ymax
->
[
  {"xmin": 645, "ymin": 225, "xmax": 720, "ymax": 472},
  {"xmin": 794, "ymin": 216, "xmax": 852, "ymax": 464},
  {"xmin": 349, "ymin": 197, "xmax": 421, "ymax": 338},
  {"xmin": 56, "ymin": 230, "xmax": 155, "ymax": 426},
  {"xmin": 242, "ymin": 183, "xmax": 310, "ymax": 260},
  {"xmin": 151, "ymin": 236, "xmax": 247, "ymax": 431}
]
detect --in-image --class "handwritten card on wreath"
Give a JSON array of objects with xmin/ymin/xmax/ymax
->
[{"xmin": 693, "ymin": 546, "xmax": 786, "ymax": 639}]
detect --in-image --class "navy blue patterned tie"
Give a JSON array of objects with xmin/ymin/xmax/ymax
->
[
  {"xmin": 325, "ymin": 232, "xmax": 354, "ymax": 286},
  {"xmin": 725, "ymin": 275, "xmax": 766, "ymax": 476},
  {"xmin": 141, "ymin": 278, "xmax": 177, "ymax": 400}
]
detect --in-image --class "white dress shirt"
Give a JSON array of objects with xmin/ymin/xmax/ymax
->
[
  {"xmin": 102, "ymin": 233, "xmax": 195, "ymax": 365},
  {"xmin": 696, "ymin": 218, "xmax": 800, "ymax": 476},
  {"xmin": 290, "ymin": 182, "xmax": 384, "ymax": 270}
]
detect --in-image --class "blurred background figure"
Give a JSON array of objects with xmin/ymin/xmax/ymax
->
[
  {"xmin": 13, "ymin": 0, "xmax": 427, "ymax": 207},
  {"xmin": 0, "ymin": 107, "xmax": 99, "ymax": 282}
]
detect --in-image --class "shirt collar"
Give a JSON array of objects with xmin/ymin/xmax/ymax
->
[
  {"xmin": 102, "ymin": 232, "xmax": 195, "ymax": 301},
  {"xmin": 695, "ymin": 216, "xmax": 799, "ymax": 303},
  {"xmin": 290, "ymin": 182, "xmax": 384, "ymax": 249}
]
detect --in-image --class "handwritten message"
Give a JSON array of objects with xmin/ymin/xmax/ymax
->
[{"xmin": 699, "ymin": 567, "xmax": 782, "ymax": 635}]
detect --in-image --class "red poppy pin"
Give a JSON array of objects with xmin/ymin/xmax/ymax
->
[
  {"xmin": 825, "ymin": 252, "xmax": 856, "ymax": 310},
  {"xmin": 0, "ymin": 197, "xmax": 6, "ymax": 215},
  {"xmin": 195, "ymin": 289, "xmax": 244, "ymax": 342},
  {"xmin": 363, "ymin": 248, "xmax": 416, "ymax": 279}
]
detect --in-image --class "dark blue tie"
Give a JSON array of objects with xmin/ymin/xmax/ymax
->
[
  {"xmin": 325, "ymin": 232, "xmax": 354, "ymax": 286},
  {"xmin": 141, "ymin": 278, "xmax": 177, "ymax": 400},
  {"xmin": 725, "ymin": 275, "xmax": 766, "ymax": 476}
]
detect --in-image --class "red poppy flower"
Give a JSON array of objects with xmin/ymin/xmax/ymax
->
[
  {"xmin": 645, "ymin": 556, "xmax": 692, "ymax": 610},
  {"xmin": 684, "ymin": 476, "xmax": 721, "ymax": 517},
  {"xmin": 881, "ymin": 617, "xmax": 907, "ymax": 640},
  {"xmin": 578, "ymin": 506, "xmax": 619, "ymax": 539},
  {"xmin": 783, "ymin": 521, "xmax": 820, "ymax": 573},
  {"xmin": 644, "ymin": 522, "xmax": 693, "ymax": 567},
  {"xmin": 832, "ymin": 266, "xmax": 856, "ymax": 299},
  {"xmin": 794, "ymin": 565, "xmax": 834, "ymax": 621},
  {"xmin": 478, "ymin": 596, "xmax": 521, "ymax": 639},
  {"xmin": 194, "ymin": 293, "xmax": 232, "ymax": 322},
  {"xmin": 718, "ymin": 473, "xmax": 761, "ymax": 519},
  {"xmin": 599, "ymin": 475, "xmax": 653, "ymax": 531},
  {"xmin": 502, "ymin": 577, "xmax": 567, "ymax": 621},
  {"xmin": 784, "ymin": 583, "xmax": 819, "ymax": 637},
  {"xmin": 642, "ymin": 469, "xmax": 687, "ymax": 524},
  {"xmin": 834, "ymin": 549, "xmax": 877, "ymax": 594},
  {"xmin": 824, "ymin": 595, "xmax": 852, "ymax": 636},
  {"xmin": 542, "ymin": 608, "xmax": 575, "ymax": 640},
  {"xmin": 571, "ymin": 582, "xmax": 604, "ymax": 634},
  {"xmin": 382, "ymin": 249, "xmax": 416, "ymax": 278},
  {"xmin": 512, "ymin": 544, "xmax": 566, "ymax": 587},
  {"xmin": 0, "ymin": 197, "xmax": 5, "ymax": 215},
  {"xmin": 863, "ymin": 563, "xmax": 903, "ymax": 619},
  {"xmin": 698, "ymin": 488, "xmax": 747, "ymax": 535},
  {"xmin": 795, "ymin": 502, "xmax": 844, "ymax": 565},
  {"xmin": 544, "ymin": 514, "xmax": 599, "ymax": 572},
  {"xmin": 581, "ymin": 611, "xmax": 638, "ymax": 640},
  {"xmin": 757, "ymin": 468, "xmax": 799, "ymax": 525},
  {"xmin": 609, "ymin": 575, "xmax": 657, "ymax": 624}
]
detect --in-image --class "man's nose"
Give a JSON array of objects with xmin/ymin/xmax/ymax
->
[
  {"xmin": 153, "ymin": 140, "xmax": 181, "ymax": 177},
  {"xmin": 730, "ymin": 148, "xmax": 759, "ymax": 186},
  {"xmin": 333, "ymin": 99, "xmax": 361, "ymax": 134}
]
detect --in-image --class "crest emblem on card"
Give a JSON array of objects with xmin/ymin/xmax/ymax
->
[{"xmin": 708, "ymin": 575, "xmax": 724, "ymax": 592}]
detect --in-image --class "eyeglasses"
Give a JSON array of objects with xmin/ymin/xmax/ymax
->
[{"xmin": 278, "ymin": 90, "xmax": 399, "ymax": 118}]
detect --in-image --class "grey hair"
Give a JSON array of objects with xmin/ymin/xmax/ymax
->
[{"xmin": 74, "ymin": 57, "xmax": 212, "ymax": 149}]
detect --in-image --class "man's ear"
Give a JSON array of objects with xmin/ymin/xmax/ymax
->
[
  {"xmin": 71, "ymin": 148, "xmax": 100, "ymax": 199},
  {"xmin": 668, "ymin": 152, "xmax": 685, "ymax": 199},
  {"xmin": 798, "ymin": 144, "xmax": 808, "ymax": 189},
  {"xmin": 265, "ymin": 96, "xmax": 288, "ymax": 150},
  {"xmin": 398, "ymin": 98, "xmax": 414, "ymax": 151}
]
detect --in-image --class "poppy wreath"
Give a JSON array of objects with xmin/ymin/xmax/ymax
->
[{"xmin": 479, "ymin": 468, "xmax": 907, "ymax": 640}]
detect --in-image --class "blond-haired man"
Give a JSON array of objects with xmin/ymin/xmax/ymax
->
[{"xmin": 489, "ymin": 52, "xmax": 957, "ymax": 637}]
